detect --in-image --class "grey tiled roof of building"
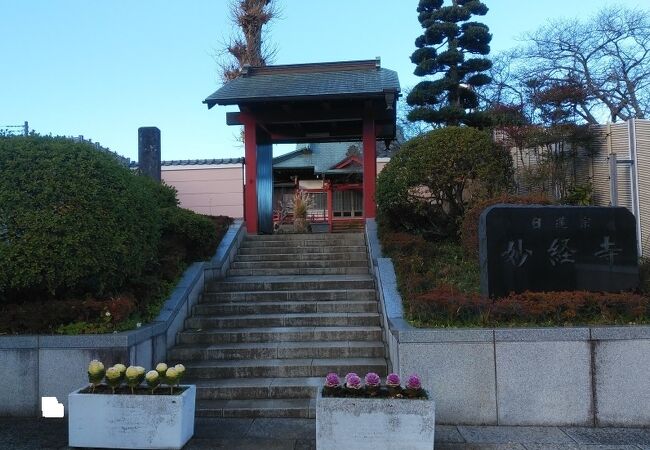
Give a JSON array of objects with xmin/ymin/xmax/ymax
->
[
  {"xmin": 129, "ymin": 135, "xmax": 399, "ymax": 170},
  {"xmin": 274, "ymin": 141, "xmax": 395, "ymax": 174},
  {"xmin": 204, "ymin": 60, "xmax": 400, "ymax": 107},
  {"xmin": 129, "ymin": 158, "xmax": 243, "ymax": 169}
]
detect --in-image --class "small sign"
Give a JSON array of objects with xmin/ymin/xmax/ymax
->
[
  {"xmin": 479, "ymin": 205, "xmax": 638, "ymax": 298},
  {"xmin": 41, "ymin": 397, "xmax": 64, "ymax": 418}
]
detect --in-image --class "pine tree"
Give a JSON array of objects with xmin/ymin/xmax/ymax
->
[{"xmin": 407, "ymin": 0, "xmax": 493, "ymax": 127}]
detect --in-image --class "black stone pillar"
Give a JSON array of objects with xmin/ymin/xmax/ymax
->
[{"xmin": 138, "ymin": 127, "xmax": 161, "ymax": 182}]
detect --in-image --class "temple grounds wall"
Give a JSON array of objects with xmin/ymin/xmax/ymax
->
[
  {"xmin": 0, "ymin": 221, "xmax": 245, "ymax": 417},
  {"xmin": 366, "ymin": 219, "xmax": 650, "ymax": 426}
]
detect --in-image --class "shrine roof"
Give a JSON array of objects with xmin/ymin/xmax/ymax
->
[{"xmin": 204, "ymin": 59, "xmax": 400, "ymax": 108}]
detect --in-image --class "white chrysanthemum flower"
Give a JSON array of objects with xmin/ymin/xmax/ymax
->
[
  {"xmin": 174, "ymin": 364, "xmax": 185, "ymax": 374},
  {"xmin": 88, "ymin": 360, "xmax": 104, "ymax": 376},
  {"xmin": 113, "ymin": 363, "xmax": 126, "ymax": 374},
  {"xmin": 145, "ymin": 370, "xmax": 159, "ymax": 382},
  {"xmin": 156, "ymin": 362, "xmax": 168, "ymax": 373},
  {"xmin": 135, "ymin": 366, "xmax": 146, "ymax": 375}
]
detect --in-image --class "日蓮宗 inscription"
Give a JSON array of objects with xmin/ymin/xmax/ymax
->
[{"xmin": 479, "ymin": 205, "xmax": 638, "ymax": 298}]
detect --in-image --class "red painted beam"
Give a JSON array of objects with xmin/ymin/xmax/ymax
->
[
  {"xmin": 362, "ymin": 116, "xmax": 377, "ymax": 218},
  {"xmin": 242, "ymin": 114, "xmax": 258, "ymax": 233}
]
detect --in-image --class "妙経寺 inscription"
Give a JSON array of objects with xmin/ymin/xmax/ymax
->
[{"xmin": 479, "ymin": 205, "xmax": 638, "ymax": 298}]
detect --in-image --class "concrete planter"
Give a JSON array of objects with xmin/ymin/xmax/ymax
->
[
  {"xmin": 68, "ymin": 384, "xmax": 196, "ymax": 449},
  {"xmin": 316, "ymin": 391, "xmax": 435, "ymax": 450}
]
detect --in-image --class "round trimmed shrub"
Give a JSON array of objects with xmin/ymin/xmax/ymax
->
[
  {"xmin": 376, "ymin": 126, "xmax": 513, "ymax": 239},
  {"xmin": 0, "ymin": 135, "xmax": 162, "ymax": 299}
]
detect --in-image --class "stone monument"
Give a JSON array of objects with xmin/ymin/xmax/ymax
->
[
  {"xmin": 479, "ymin": 205, "xmax": 638, "ymax": 298},
  {"xmin": 138, "ymin": 127, "xmax": 161, "ymax": 182}
]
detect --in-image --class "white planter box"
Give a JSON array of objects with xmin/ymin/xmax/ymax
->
[
  {"xmin": 68, "ymin": 385, "xmax": 196, "ymax": 449},
  {"xmin": 316, "ymin": 391, "xmax": 435, "ymax": 450}
]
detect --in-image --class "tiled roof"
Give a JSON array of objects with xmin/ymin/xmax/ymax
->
[
  {"xmin": 128, "ymin": 137, "xmax": 398, "ymax": 170},
  {"xmin": 204, "ymin": 59, "xmax": 400, "ymax": 107},
  {"xmin": 161, "ymin": 158, "xmax": 243, "ymax": 166},
  {"xmin": 129, "ymin": 158, "xmax": 243, "ymax": 169},
  {"xmin": 273, "ymin": 141, "xmax": 396, "ymax": 173}
]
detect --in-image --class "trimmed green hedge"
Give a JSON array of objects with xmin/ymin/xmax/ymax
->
[
  {"xmin": 376, "ymin": 126, "xmax": 513, "ymax": 239},
  {"xmin": 0, "ymin": 136, "xmax": 165, "ymax": 300}
]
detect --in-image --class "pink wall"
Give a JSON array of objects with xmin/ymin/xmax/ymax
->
[
  {"xmin": 161, "ymin": 159, "xmax": 390, "ymax": 219},
  {"xmin": 161, "ymin": 165, "xmax": 244, "ymax": 218}
]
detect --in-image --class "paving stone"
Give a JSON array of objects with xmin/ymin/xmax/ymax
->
[
  {"xmin": 436, "ymin": 425, "xmax": 467, "ymax": 443},
  {"xmin": 458, "ymin": 426, "xmax": 575, "ymax": 444},
  {"xmin": 435, "ymin": 444, "xmax": 527, "ymax": 450},
  {"xmin": 0, "ymin": 418, "xmax": 69, "ymax": 450},
  {"xmin": 562, "ymin": 427, "xmax": 650, "ymax": 445},
  {"xmin": 184, "ymin": 437, "xmax": 296, "ymax": 450},
  {"xmin": 524, "ymin": 445, "xmax": 641, "ymax": 450},
  {"xmin": 293, "ymin": 439, "xmax": 317, "ymax": 450},
  {"xmin": 194, "ymin": 417, "xmax": 254, "ymax": 438}
]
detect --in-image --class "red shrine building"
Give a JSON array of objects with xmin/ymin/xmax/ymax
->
[{"xmin": 203, "ymin": 59, "xmax": 401, "ymax": 234}]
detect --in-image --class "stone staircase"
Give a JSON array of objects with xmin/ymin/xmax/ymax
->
[{"xmin": 168, "ymin": 232, "xmax": 386, "ymax": 418}]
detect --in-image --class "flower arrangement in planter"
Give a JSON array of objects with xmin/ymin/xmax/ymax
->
[
  {"xmin": 321, "ymin": 372, "xmax": 427, "ymax": 399},
  {"xmin": 316, "ymin": 372, "xmax": 434, "ymax": 450},
  {"xmin": 69, "ymin": 360, "xmax": 195, "ymax": 450},
  {"xmin": 81, "ymin": 359, "xmax": 187, "ymax": 395}
]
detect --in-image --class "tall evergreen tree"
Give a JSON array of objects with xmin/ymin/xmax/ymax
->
[{"xmin": 407, "ymin": 0, "xmax": 493, "ymax": 127}]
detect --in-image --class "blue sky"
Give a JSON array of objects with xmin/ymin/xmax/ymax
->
[{"xmin": 0, "ymin": 0, "xmax": 645, "ymax": 162}]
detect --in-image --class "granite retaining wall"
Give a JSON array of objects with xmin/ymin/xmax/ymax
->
[
  {"xmin": 0, "ymin": 220, "xmax": 245, "ymax": 417},
  {"xmin": 366, "ymin": 219, "xmax": 650, "ymax": 427}
]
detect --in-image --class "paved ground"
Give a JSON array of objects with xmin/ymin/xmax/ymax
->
[{"xmin": 2, "ymin": 417, "xmax": 650, "ymax": 449}]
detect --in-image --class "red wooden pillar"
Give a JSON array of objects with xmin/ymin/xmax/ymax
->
[
  {"xmin": 326, "ymin": 181, "xmax": 334, "ymax": 232},
  {"xmin": 362, "ymin": 115, "xmax": 377, "ymax": 218},
  {"xmin": 242, "ymin": 113, "xmax": 258, "ymax": 233}
]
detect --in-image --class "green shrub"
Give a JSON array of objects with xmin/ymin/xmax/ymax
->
[
  {"xmin": 0, "ymin": 135, "xmax": 161, "ymax": 300},
  {"xmin": 160, "ymin": 207, "xmax": 223, "ymax": 262},
  {"xmin": 376, "ymin": 127, "xmax": 513, "ymax": 239}
]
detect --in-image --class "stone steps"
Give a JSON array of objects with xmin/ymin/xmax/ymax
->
[
  {"xmin": 169, "ymin": 341, "xmax": 385, "ymax": 361},
  {"xmin": 207, "ymin": 275, "xmax": 375, "ymax": 292},
  {"xmin": 195, "ymin": 398, "xmax": 314, "ymax": 418},
  {"xmin": 193, "ymin": 300, "xmax": 378, "ymax": 315},
  {"xmin": 245, "ymin": 232, "xmax": 363, "ymax": 242},
  {"xmin": 185, "ymin": 312, "xmax": 381, "ymax": 329},
  {"xmin": 234, "ymin": 252, "xmax": 367, "ymax": 262},
  {"xmin": 168, "ymin": 232, "xmax": 386, "ymax": 418},
  {"xmin": 177, "ymin": 326, "xmax": 383, "ymax": 344},
  {"xmin": 191, "ymin": 377, "xmax": 323, "ymax": 401},
  {"xmin": 230, "ymin": 259, "xmax": 368, "ymax": 270},
  {"xmin": 240, "ymin": 239, "xmax": 364, "ymax": 248},
  {"xmin": 184, "ymin": 357, "xmax": 387, "ymax": 379},
  {"xmin": 238, "ymin": 245, "xmax": 367, "ymax": 255},
  {"xmin": 227, "ymin": 266, "xmax": 369, "ymax": 276},
  {"xmin": 201, "ymin": 289, "xmax": 377, "ymax": 303}
]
